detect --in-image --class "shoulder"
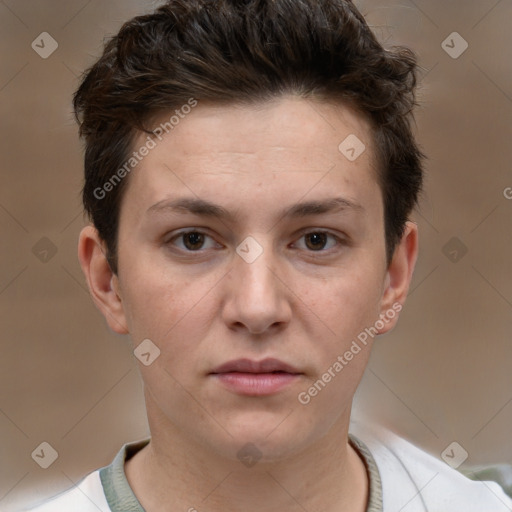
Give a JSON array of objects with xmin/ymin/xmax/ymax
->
[
  {"xmin": 22, "ymin": 470, "xmax": 111, "ymax": 512},
  {"xmin": 351, "ymin": 421, "xmax": 512, "ymax": 512}
]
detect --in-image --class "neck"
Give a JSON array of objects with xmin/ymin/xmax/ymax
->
[{"xmin": 125, "ymin": 397, "xmax": 368, "ymax": 512}]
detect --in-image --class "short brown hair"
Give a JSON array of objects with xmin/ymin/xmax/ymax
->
[{"xmin": 73, "ymin": 0, "xmax": 424, "ymax": 273}]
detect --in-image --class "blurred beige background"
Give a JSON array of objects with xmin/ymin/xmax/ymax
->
[{"xmin": 1, "ymin": 0, "xmax": 511, "ymax": 510}]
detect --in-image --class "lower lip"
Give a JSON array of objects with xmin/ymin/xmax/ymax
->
[{"xmin": 212, "ymin": 372, "xmax": 300, "ymax": 396}]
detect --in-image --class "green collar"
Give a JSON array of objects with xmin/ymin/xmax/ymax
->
[{"xmin": 99, "ymin": 434, "xmax": 383, "ymax": 512}]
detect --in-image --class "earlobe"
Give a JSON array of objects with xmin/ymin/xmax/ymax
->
[
  {"xmin": 376, "ymin": 221, "xmax": 419, "ymax": 335},
  {"xmin": 77, "ymin": 225, "xmax": 129, "ymax": 334}
]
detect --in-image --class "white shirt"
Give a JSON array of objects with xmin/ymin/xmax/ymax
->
[{"xmin": 22, "ymin": 422, "xmax": 512, "ymax": 512}]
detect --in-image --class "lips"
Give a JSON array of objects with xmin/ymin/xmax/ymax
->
[
  {"xmin": 210, "ymin": 358, "xmax": 302, "ymax": 375},
  {"xmin": 210, "ymin": 358, "xmax": 302, "ymax": 396}
]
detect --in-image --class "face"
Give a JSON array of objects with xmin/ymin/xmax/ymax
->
[{"xmin": 79, "ymin": 96, "xmax": 417, "ymax": 463}]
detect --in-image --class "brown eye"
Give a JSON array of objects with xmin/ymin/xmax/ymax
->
[
  {"xmin": 182, "ymin": 232, "xmax": 205, "ymax": 250},
  {"xmin": 304, "ymin": 232, "xmax": 328, "ymax": 251},
  {"xmin": 293, "ymin": 230, "xmax": 342, "ymax": 254},
  {"xmin": 167, "ymin": 230, "xmax": 219, "ymax": 252}
]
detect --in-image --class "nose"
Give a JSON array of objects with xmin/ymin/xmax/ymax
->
[{"xmin": 221, "ymin": 242, "xmax": 292, "ymax": 335}]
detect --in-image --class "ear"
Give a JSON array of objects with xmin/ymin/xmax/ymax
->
[
  {"xmin": 376, "ymin": 221, "xmax": 418, "ymax": 335},
  {"xmin": 77, "ymin": 225, "xmax": 129, "ymax": 334}
]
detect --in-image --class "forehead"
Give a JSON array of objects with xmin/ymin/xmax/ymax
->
[
  {"xmin": 122, "ymin": 96, "xmax": 380, "ymax": 219},
  {"xmin": 149, "ymin": 97, "xmax": 374, "ymax": 162}
]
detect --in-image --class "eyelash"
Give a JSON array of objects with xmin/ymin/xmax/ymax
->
[{"xmin": 165, "ymin": 229, "xmax": 345, "ymax": 255}]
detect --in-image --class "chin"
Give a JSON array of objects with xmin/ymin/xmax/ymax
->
[{"xmin": 208, "ymin": 414, "xmax": 316, "ymax": 464}]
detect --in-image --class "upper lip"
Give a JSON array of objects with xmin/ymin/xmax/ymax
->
[{"xmin": 210, "ymin": 358, "xmax": 302, "ymax": 374}]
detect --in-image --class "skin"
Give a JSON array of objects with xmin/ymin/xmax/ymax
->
[{"xmin": 78, "ymin": 96, "xmax": 418, "ymax": 512}]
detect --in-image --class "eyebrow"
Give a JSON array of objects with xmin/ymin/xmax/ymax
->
[{"xmin": 146, "ymin": 196, "xmax": 364, "ymax": 221}]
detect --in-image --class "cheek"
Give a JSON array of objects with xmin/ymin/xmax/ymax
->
[
  {"xmin": 119, "ymin": 260, "xmax": 206, "ymax": 345},
  {"xmin": 296, "ymin": 267, "xmax": 383, "ymax": 342},
  {"xmin": 294, "ymin": 275, "xmax": 381, "ymax": 425}
]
